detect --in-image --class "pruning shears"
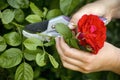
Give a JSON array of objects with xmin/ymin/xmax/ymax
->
[
  {"xmin": 22, "ymin": 15, "xmax": 107, "ymax": 41},
  {"xmin": 22, "ymin": 15, "xmax": 70, "ymax": 41}
]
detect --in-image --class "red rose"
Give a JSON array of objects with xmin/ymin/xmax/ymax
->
[{"xmin": 77, "ymin": 14, "xmax": 106, "ymax": 54}]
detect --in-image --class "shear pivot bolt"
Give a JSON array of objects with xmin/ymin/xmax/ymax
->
[{"xmin": 51, "ymin": 25, "xmax": 55, "ymax": 29}]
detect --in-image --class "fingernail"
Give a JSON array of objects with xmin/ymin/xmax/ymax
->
[
  {"xmin": 99, "ymin": 17, "xmax": 108, "ymax": 25},
  {"xmin": 55, "ymin": 36, "xmax": 61, "ymax": 41},
  {"xmin": 68, "ymin": 22, "xmax": 76, "ymax": 29}
]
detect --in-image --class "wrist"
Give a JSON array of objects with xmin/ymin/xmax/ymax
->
[
  {"xmin": 110, "ymin": 48, "xmax": 120, "ymax": 74},
  {"xmin": 96, "ymin": 0, "xmax": 120, "ymax": 19},
  {"xmin": 98, "ymin": 0, "xmax": 120, "ymax": 8},
  {"xmin": 104, "ymin": 0, "xmax": 120, "ymax": 19}
]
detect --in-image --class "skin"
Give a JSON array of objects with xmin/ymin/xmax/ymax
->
[
  {"xmin": 55, "ymin": 0, "xmax": 120, "ymax": 74},
  {"xmin": 68, "ymin": 0, "xmax": 120, "ymax": 29}
]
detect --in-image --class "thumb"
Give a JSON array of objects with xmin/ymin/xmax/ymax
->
[
  {"xmin": 68, "ymin": 13, "xmax": 82, "ymax": 29},
  {"xmin": 68, "ymin": 8, "xmax": 90, "ymax": 29}
]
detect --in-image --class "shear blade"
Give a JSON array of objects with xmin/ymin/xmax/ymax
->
[{"xmin": 24, "ymin": 20, "xmax": 49, "ymax": 33}]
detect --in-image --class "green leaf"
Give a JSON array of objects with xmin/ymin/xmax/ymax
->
[
  {"xmin": 0, "ymin": 0, "xmax": 8, "ymax": 10},
  {"xmin": 16, "ymin": 0, "xmax": 29, "ymax": 8},
  {"xmin": 0, "ymin": 11, "xmax": 2, "ymax": 19},
  {"xmin": 48, "ymin": 54, "xmax": 59, "ymax": 68},
  {"xmin": 107, "ymin": 72, "xmax": 119, "ymax": 80},
  {"xmin": 60, "ymin": 0, "xmax": 80, "ymax": 15},
  {"xmin": 34, "ymin": 68, "xmax": 41, "ymax": 79},
  {"xmin": 4, "ymin": 32, "xmax": 21, "ymax": 46},
  {"xmin": 3, "ymin": 23, "xmax": 14, "ymax": 30},
  {"xmin": 46, "ymin": 9, "xmax": 62, "ymax": 20},
  {"xmin": 0, "ymin": 36, "xmax": 7, "ymax": 52},
  {"xmin": 30, "ymin": 2, "xmax": 43, "ymax": 17},
  {"xmin": 15, "ymin": 62, "xmax": 33, "ymax": 80},
  {"xmin": 7, "ymin": 0, "xmax": 29, "ymax": 9},
  {"xmin": 23, "ymin": 37, "xmax": 43, "ymax": 50},
  {"xmin": 69, "ymin": 38, "xmax": 80, "ymax": 49},
  {"xmin": 7, "ymin": 0, "xmax": 19, "ymax": 8},
  {"xmin": 36, "ymin": 53, "xmax": 46, "ymax": 67},
  {"xmin": 55, "ymin": 23, "xmax": 72, "ymax": 39},
  {"xmin": 25, "ymin": 14, "xmax": 42, "ymax": 23},
  {"xmin": 37, "ymin": 78, "xmax": 47, "ymax": 80},
  {"xmin": 49, "ymin": 0, "xmax": 59, "ymax": 9},
  {"xmin": 44, "ymin": 38, "xmax": 55, "ymax": 47},
  {"xmin": 85, "ymin": 72, "xmax": 103, "ymax": 80},
  {"xmin": 1, "ymin": 9, "xmax": 15, "ymax": 24},
  {"xmin": 24, "ymin": 49, "xmax": 43, "ymax": 61},
  {"xmin": 0, "ymin": 48, "xmax": 23, "ymax": 68},
  {"xmin": 43, "ymin": 7, "xmax": 48, "ymax": 18},
  {"xmin": 14, "ymin": 9, "xmax": 25, "ymax": 23}
]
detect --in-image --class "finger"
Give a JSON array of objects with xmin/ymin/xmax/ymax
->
[
  {"xmin": 62, "ymin": 61, "xmax": 87, "ymax": 73},
  {"xmin": 55, "ymin": 37, "xmax": 64, "ymax": 56},
  {"xmin": 55, "ymin": 38, "xmax": 85, "ymax": 72},
  {"xmin": 58, "ymin": 36, "xmax": 73, "ymax": 56},
  {"xmin": 69, "ymin": 7, "xmax": 90, "ymax": 25},
  {"xmin": 56, "ymin": 37, "xmax": 89, "ymax": 67},
  {"xmin": 61, "ymin": 55, "xmax": 85, "ymax": 68},
  {"xmin": 68, "ymin": 22, "xmax": 77, "ymax": 29},
  {"xmin": 104, "ymin": 15, "xmax": 111, "ymax": 24},
  {"xmin": 68, "ymin": 10, "xmax": 90, "ymax": 29},
  {"xmin": 59, "ymin": 37, "xmax": 95, "ymax": 62}
]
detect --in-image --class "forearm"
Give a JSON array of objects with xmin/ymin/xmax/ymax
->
[
  {"xmin": 98, "ymin": 0, "xmax": 120, "ymax": 8},
  {"xmin": 97, "ymin": 0, "xmax": 120, "ymax": 18},
  {"xmin": 111, "ymin": 7, "xmax": 120, "ymax": 18}
]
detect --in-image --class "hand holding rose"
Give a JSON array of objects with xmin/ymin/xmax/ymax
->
[
  {"xmin": 55, "ymin": 37, "xmax": 120, "ymax": 74},
  {"xmin": 55, "ymin": 0, "xmax": 120, "ymax": 74}
]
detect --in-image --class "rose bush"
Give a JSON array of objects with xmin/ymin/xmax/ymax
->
[{"xmin": 77, "ymin": 14, "xmax": 106, "ymax": 54}]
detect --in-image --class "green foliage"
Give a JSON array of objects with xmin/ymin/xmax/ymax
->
[
  {"xmin": 1, "ymin": 9, "xmax": 15, "ymax": 24},
  {"xmin": 36, "ymin": 52, "xmax": 46, "ymax": 67},
  {"xmin": 24, "ymin": 49, "xmax": 42, "ymax": 61},
  {"xmin": 0, "ymin": 11, "xmax": 2, "ymax": 19},
  {"xmin": 55, "ymin": 23, "xmax": 72, "ymax": 39},
  {"xmin": 60, "ymin": 0, "xmax": 81, "ymax": 15},
  {"xmin": 15, "ymin": 62, "xmax": 33, "ymax": 80},
  {"xmin": 23, "ymin": 37, "xmax": 43, "ymax": 50},
  {"xmin": 0, "ymin": 0, "xmax": 120, "ymax": 80},
  {"xmin": 48, "ymin": 54, "xmax": 59, "ymax": 68},
  {"xmin": 46, "ymin": 9, "xmax": 62, "ymax": 20},
  {"xmin": 107, "ymin": 72, "xmax": 120, "ymax": 80},
  {"xmin": 0, "ymin": 0, "xmax": 8, "ymax": 10},
  {"xmin": 69, "ymin": 38, "xmax": 80, "ymax": 49},
  {"xmin": 4, "ymin": 32, "xmax": 21, "ymax": 46},
  {"xmin": 25, "ymin": 14, "xmax": 42, "ymax": 23},
  {"xmin": 0, "ymin": 48, "xmax": 22, "ymax": 68},
  {"xmin": 7, "ymin": 0, "xmax": 29, "ymax": 9},
  {"xmin": 0, "ymin": 36, "xmax": 7, "ymax": 52},
  {"xmin": 14, "ymin": 9, "xmax": 25, "ymax": 23},
  {"xmin": 55, "ymin": 23, "xmax": 80, "ymax": 49},
  {"xmin": 30, "ymin": 2, "xmax": 43, "ymax": 17}
]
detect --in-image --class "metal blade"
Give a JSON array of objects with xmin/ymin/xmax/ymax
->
[{"xmin": 24, "ymin": 20, "xmax": 49, "ymax": 33}]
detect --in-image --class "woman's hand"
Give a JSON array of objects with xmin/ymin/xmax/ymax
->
[
  {"xmin": 55, "ymin": 37, "xmax": 120, "ymax": 74},
  {"xmin": 55, "ymin": 0, "xmax": 120, "ymax": 74},
  {"xmin": 68, "ymin": 0, "xmax": 120, "ymax": 29}
]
